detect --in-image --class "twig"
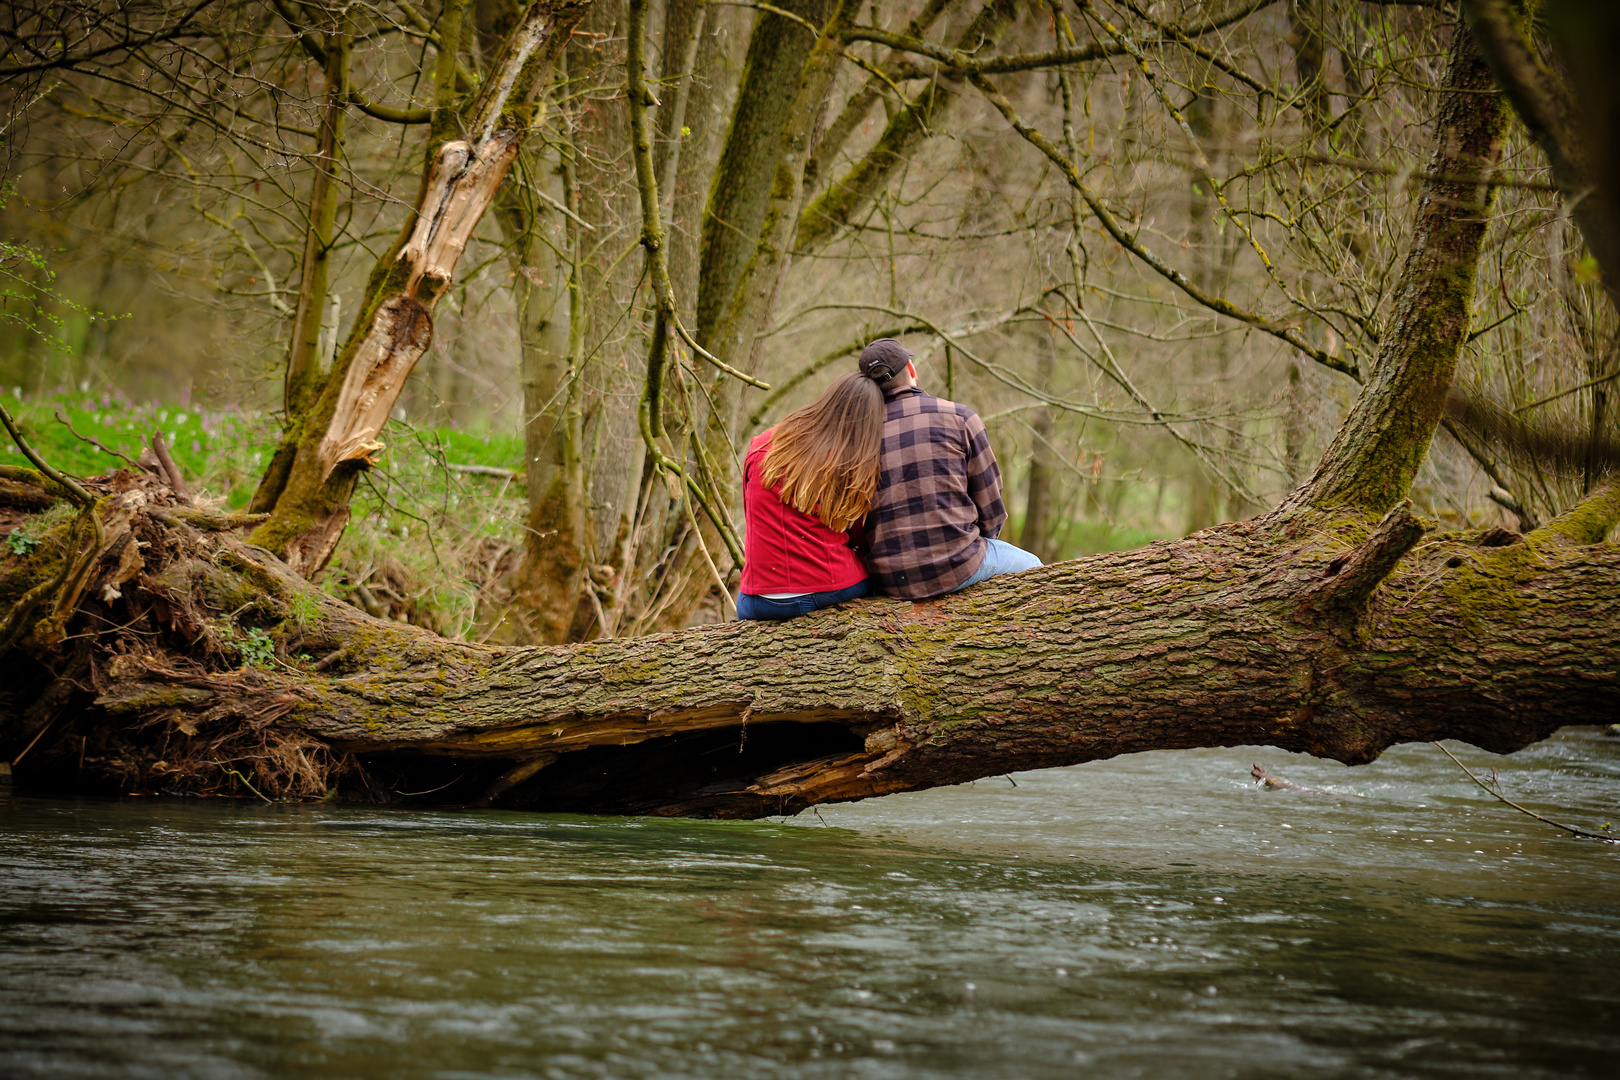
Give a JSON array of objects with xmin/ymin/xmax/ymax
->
[
  {"xmin": 1087, "ymin": 2, "xmax": 1316, "ymax": 336},
  {"xmin": 150, "ymin": 432, "xmax": 193, "ymax": 504},
  {"xmin": 1433, "ymin": 741, "xmax": 1617, "ymax": 844},
  {"xmin": 1295, "ymin": 151, "xmax": 1560, "ymax": 193},
  {"xmin": 961, "ymin": 70, "xmax": 1358, "ymax": 380},
  {"xmin": 219, "ymin": 766, "xmax": 273, "ymax": 803},
  {"xmin": 394, "ymin": 773, "xmax": 465, "ymax": 797},
  {"xmin": 10, "ymin": 715, "xmax": 61, "ymax": 767},
  {"xmin": 0, "ymin": 400, "xmax": 94, "ymax": 506},
  {"xmin": 446, "ymin": 462, "xmax": 520, "ymax": 479},
  {"xmin": 54, "ymin": 409, "xmax": 141, "ymax": 468},
  {"xmin": 678, "ymin": 450, "xmax": 736, "ymax": 620},
  {"xmin": 1512, "ymin": 368, "xmax": 1620, "ymax": 415}
]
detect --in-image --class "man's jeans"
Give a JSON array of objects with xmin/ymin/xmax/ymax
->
[
  {"xmin": 737, "ymin": 579, "xmax": 871, "ymax": 621},
  {"xmin": 950, "ymin": 538, "xmax": 1043, "ymax": 592}
]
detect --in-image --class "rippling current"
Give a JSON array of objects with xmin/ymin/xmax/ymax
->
[{"xmin": 2, "ymin": 731, "xmax": 1617, "ymax": 1078}]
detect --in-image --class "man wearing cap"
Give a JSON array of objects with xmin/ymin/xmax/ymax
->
[{"xmin": 856, "ymin": 338, "xmax": 1042, "ymax": 599}]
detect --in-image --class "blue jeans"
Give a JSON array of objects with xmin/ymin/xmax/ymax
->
[
  {"xmin": 950, "ymin": 538, "xmax": 1043, "ymax": 593},
  {"xmin": 737, "ymin": 579, "xmax": 870, "ymax": 621}
]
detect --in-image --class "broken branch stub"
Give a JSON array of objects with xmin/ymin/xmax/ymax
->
[
  {"xmin": 319, "ymin": 134, "xmax": 523, "ymax": 480},
  {"xmin": 1295, "ymin": 500, "xmax": 1428, "ymax": 622}
]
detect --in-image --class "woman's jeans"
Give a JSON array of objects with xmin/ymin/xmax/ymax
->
[
  {"xmin": 950, "ymin": 538, "xmax": 1043, "ymax": 592},
  {"xmin": 737, "ymin": 579, "xmax": 870, "ymax": 621}
]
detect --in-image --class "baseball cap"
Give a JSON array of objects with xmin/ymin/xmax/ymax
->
[{"xmin": 858, "ymin": 338, "xmax": 914, "ymax": 382}]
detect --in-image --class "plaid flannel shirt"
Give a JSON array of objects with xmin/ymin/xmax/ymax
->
[{"xmin": 863, "ymin": 386, "xmax": 1007, "ymax": 599}]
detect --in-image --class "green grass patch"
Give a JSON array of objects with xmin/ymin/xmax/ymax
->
[
  {"xmin": 1, "ymin": 390, "xmax": 529, "ymax": 640},
  {"xmin": 0, "ymin": 390, "xmax": 280, "ymax": 508},
  {"xmin": 1051, "ymin": 518, "xmax": 1166, "ymax": 557}
]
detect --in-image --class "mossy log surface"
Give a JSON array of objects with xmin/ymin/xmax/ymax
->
[{"xmin": 3, "ymin": 468, "xmax": 1615, "ymax": 817}]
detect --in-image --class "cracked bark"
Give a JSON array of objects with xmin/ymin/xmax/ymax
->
[{"xmin": 2, "ymin": 466, "xmax": 1615, "ymax": 817}]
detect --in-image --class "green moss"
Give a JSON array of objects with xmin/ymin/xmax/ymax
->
[
  {"xmin": 195, "ymin": 565, "xmax": 265, "ymax": 615},
  {"xmin": 602, "ymin": 659, "xmax": 662, "ymax": 685},
  {"xmin": 0, "ymin": 503, "xmax": 82, "ymax": 607},
  {"xmin": 1434, "ymin": 540, "xmax": 1550, "ymax": 632}
]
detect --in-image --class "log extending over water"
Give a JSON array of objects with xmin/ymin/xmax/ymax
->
[{"xmin": 0, "ymin": 462, "xmax": 1615, "ymax": 817}]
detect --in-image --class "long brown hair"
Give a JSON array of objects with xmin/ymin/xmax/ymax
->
[{"xmin": 762, "ymin": 372, "xmax": 885, "ymax": 532}]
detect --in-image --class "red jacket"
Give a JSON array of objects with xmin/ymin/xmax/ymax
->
[{"xmin": 740, "ymin": 430, "xmax": 868, "ymax": 595}]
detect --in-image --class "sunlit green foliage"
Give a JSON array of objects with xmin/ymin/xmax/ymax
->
[
  {"xmin": 217, "ymin": 620, "xmax": 277, "ymax": 670},
  {"xmin": 0, "ymin": 181, "xmax": 122, "ymax": 354},
  {"xmin": 0, "ymin": 390, "xmax": 527, "ymax": 637}
]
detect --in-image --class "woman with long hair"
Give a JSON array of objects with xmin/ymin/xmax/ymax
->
[{"xmin": 737, "ymin": 372, "xmax": 886, "ymax": 620}]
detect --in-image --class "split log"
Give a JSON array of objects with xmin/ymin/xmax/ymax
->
[{"xmin": 248, "ymin": 0, "xmax": 591, "ymax": 575}]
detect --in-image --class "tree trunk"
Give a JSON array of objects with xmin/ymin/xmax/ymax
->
[
  {"xmin": 600, "ymin": 0, "xmax": 850, "ymax": 637},
  {"xmin": 662, "ymin": 0, "xmax": 748, "ymax": 317},
  {"xmin": 494, "ymin": 136, "xmax": 591, "ymax": 645},
  {"xmin": 1280, "ymin": 17, "xmax": 1508, "ymax": 516},
  {"xmin": 1462, "ymin": 0, "xmax": 1620, "ymax": 312},
  {"xmin": 803, "ymin": 0, "xmax": 956, "ymax": 190},
  {"xmin": 1019, "ymin": 340, "xmax": 1057, "ymax": 561},
  {"xmin": 694, "ymin": 0, "xmax": 835, "ymax": 349},
  {"xmin": 282, "ymin": 14, "xmax": 350, "ymax": 423},
  {"xmin": 3, "ymin": 464, "xmax": 1616, "ymax": 817},
  {"xmin": 498, "ymin": 0, "xmax": 750, "ymax": 644},
  {"xmin": 1286, "ymin": 0, "xmax": 1331, "ymax": 140},
  {"xmin": 247, "ymin": 0, "xmax": 592, "ymax": 575}
]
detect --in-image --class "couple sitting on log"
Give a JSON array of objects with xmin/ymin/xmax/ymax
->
[{"xmin": 738, "ymin": 339, "xmax": 1042, "ymax": 621}]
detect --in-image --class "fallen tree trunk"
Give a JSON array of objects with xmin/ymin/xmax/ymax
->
[{"xmin": 2, "ymin": 462, "xmax": 1615, "ymax": 816}]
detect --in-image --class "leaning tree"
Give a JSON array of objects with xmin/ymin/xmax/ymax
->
[{"xmin": 1, "ymin": 0, "xmax": 1616, "ymax": 814}]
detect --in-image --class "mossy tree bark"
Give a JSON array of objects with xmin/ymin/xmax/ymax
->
[
  {"xmin": 574, "ymin": 0, "xmax": 852, "ymax": 638},
  {"xmin": 1279, "ymin": 20, "xmax": 1508, "ymax": 516},
  {"xmin": 494, "ymin": 0, "xmax": 753, "ymax": 644},
  {"xmin": 3, "ymin": 461, "xmax": 1616, "ymax": 816},
  {"xmin": 694, "ymin": 0, "xmax": 836, "ymax": 350},
  {"xmin": 493, "ymin": 133, "xmax": 590, "ymax": 646},
  {"xmin": 283, "ymin": 11, "xmax": 350, "ymax": 422},
  {"xmin": 250, "ymin": 6, "xmax": 352, "ymax": 516}
]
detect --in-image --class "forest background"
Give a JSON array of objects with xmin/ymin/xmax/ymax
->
[{"xmin": 1, "ymin": 0, "xmax": 1612, "ymax": 649}]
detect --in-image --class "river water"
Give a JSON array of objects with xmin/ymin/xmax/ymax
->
[{"xmin": 2, "ymin": 731, "xmax": 1617, "ymax": 1079}]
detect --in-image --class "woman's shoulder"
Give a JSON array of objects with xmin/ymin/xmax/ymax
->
[{"xmin": 744, "ymin": 430, "xmax": 773, "ymax": 481}]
